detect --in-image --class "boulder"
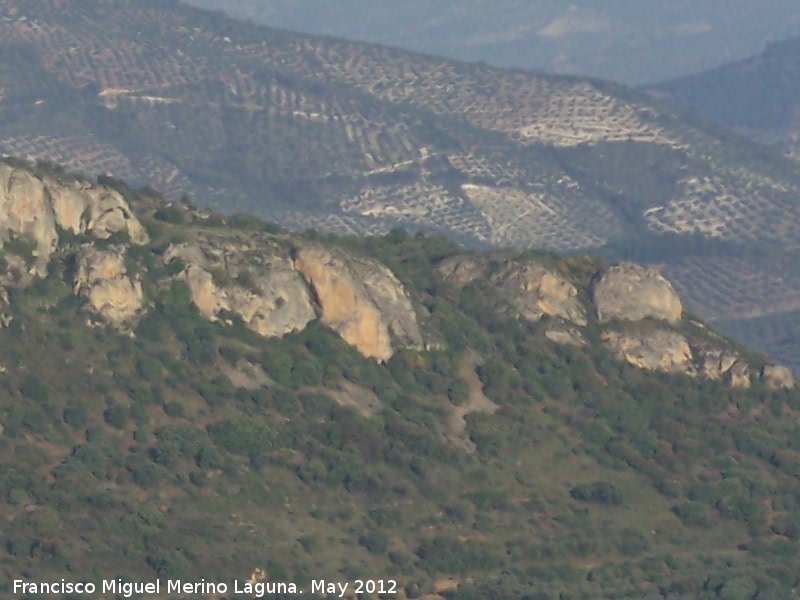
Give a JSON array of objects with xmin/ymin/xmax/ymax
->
[
  {"xmin": 593, "ymin": 263, "xmax": 682, "ymax": 324},
  {"xmin": 544, "ymin": 326, "xmax": 585, "ymax": 346},
  {"xmin": 760, "ymin": 364, "xmax": 795, "ymax": 390},
  {"xmin": 727, "ymin": 361, "xmax": 751, "ymax": 389}
]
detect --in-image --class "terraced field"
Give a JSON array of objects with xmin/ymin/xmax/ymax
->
[{"xmin": 1, "ymin": 0, "xmax": 800, "ymax": 370}]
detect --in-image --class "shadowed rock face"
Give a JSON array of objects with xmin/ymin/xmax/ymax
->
[
  {"xmin": 592, "ymin": 263, "xmax": 683, "ymax": 325},
  {"xmin": 436, "ymin": 255, "xmax": 587, "ymax": 327},
  {"xmin": 435, "ymin": 256, "xmax": 487, "ymax": 286},
  {"xmin": 491, "ymin": 261, "xmax": 587, "ymax": 326},
  {"xmin": 294, "ymin": 244, "xmax": 423, "ymax": 361},
  {"xmin": 73, "ymin": 245, "xmax": 144, "ymax": 326},
  {"xmin": 163, "ymin": 240, "xmax": 316, "ymax": 338}
]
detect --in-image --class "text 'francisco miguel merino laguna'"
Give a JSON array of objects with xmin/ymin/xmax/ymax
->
[{"xmin": 14, "ymin": 577, "xmax": 398, "ymax": 597}]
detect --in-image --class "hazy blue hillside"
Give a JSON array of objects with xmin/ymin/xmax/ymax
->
[
  {"xmin": 182, "ymin": 0, "xmax": 800, "ymax": 83},
  {"xmin": 649, "ymin": 36, "xmax": 800, "ymax": 147}
]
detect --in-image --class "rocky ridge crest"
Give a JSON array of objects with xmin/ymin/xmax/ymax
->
[
  {"xmin": 437, "ymin": 255, "xmax": 793, "ymax": 389},
  {"xmin": 0, "ymin": 159, "xmax": 792, "ymax": 383},
  {"xmin": 0, "ymin": 164, "xmax": 149, "ymax": 277}
]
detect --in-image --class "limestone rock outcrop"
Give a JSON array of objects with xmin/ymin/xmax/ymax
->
[
  {"xmin": 491, "ymin": 261, "xmax": 587, "ymax": 326},
  {"xmin": 700, "ymin": 348, "xmax": 739, "ymax": 380},
  {"xmin": 436, "ymin": 255, "xmax": 587, "ymax": 326},
  {"xmin": 727, "ymin": 361, "xmax": 752, "ymax": 389},
  {"xmin": 699, "ymin": 348, "xmax": 751, "ymax": 389},
  {"xmin": 49, "ymin": 182, "xmax": 149, "ymax": 244},
  {"xmin": 73, "ymin": 245, "xmax": 144, "ymax": 326},
  {"xmin": 164, "ymin": 240, "xmax": 315, "ymax": 338},
  {"xmin": 294, "ymin": 244, "xmax": 423, "ymax": 361},
  {"xmin": 0, "ymin": 164, "xmax": 58, "ymax": 276},
  {"xmin": 0, "ymin": 164, "xmax": 149, "ymax": 277},
  {"xmin": 760, "ymin": 364, "xmax": 795, "ymax": 390},
  {"xmin": 602, "ymin": 329, "xmax": 694, "ymax": 375},
  {"xmin": 544, "ymin": 326, "xmax": 585, "ymax": 346},
  {"xmin": 435, "ymin": 256, "xmax": 487, "ymax": 286},
  {"xmin": 593, "ymin": 263, "xmax": 682, "ymax": 325}
]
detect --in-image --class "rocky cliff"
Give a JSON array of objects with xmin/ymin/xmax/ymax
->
[
  {"xmin": 294, "ymin": 244, "xmax": 423, "ymax": 361},
  {"xmin": 0, "ymin": 164, "xmax": 149, "ymax": 277},
  {"xmin": 156, "ymin": 237, "xmax": 424, "ymax": 361},
  {"xmin": 163, "ymin": 238, "xmax": 316, "ymax": 338},
  {"xmin": 437, "ymin": 254, "xmax": 588, "ymax": 344}
]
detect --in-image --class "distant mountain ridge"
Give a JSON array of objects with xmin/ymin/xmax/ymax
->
[
  {"xmin": 183, "ymin": 0, "xmax": 800, "ymax": 84},
  {"xmin": 648, "ymin": 35, "xmax": 800, "ymax": 150},
  {"xmin": 1, "ymin": 0, "xmax": 800, "ymax": 374}
]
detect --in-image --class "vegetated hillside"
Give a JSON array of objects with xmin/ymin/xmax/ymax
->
[
  {"xmin": 648, "ymin": 36, "xmax": 800, "ymax": 151},
  {"xmin": 1, "ymin": 157, "xmax": 800, "ymax": 599},
  {"xmin": 1, "ymin": 0, "xmax": 800, "ymax": 376},
  {"xmin": 184, "ymin": 0, "xmax": 800, "ymax": 84}
]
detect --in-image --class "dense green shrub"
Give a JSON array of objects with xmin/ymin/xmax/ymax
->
[
  {"xmin": 103, "ymin": 404, "xmax": 128, "ymax": 429},
  {"xmin": 62, "ymin": 405, "xmax": 87, "ymax": 429},
  {"xmin": 19, "ymin": 376, "xmax": 49, "ymax": 403},
  {"xmin": 569, "ymin": 481, "xmax": 623, "ymax": 505}
]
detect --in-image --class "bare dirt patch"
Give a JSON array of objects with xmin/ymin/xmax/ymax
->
[
  {"xmin": 220, "ymin": 360, "xmax": 272, "ymax": 390},
  {"xmin": 327, "ymin": 379, "xmax": 381, "ymax": 417}
]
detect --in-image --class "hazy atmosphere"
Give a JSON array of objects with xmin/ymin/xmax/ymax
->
[{"xmin": 184, "ymin": 0, "xmax": 800, "ymax": 83}]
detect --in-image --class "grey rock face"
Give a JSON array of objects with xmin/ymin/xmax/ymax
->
[
  {"xmin": 435, "ymin": 256, "xmax": 487, "ymax": 286},
  {"xmin": 491, "ymin": 260, "xmax": 587, "ymax": 326},
  {"xmin": 593, "ymin": 263, "xmax": 683, "ymax": 325},
  {"xmin": 437, "ymin": 255, "xmax": 587, "ymax": 326},
  {"xmin": 701, "ymin": 349, "xmax": 751, "ymax": 389},
  {"xmin": 602, "ymin": 329, "xmax": 694, "ymax": 375},
  {"xmin": 163, "ymin": 239, "xmax": 316, "ymax": 338}
]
